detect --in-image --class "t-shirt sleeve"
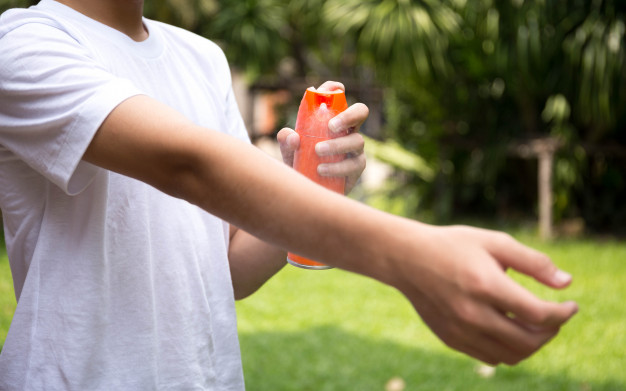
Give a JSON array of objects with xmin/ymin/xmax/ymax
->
[
  {"xmin": 0, "ymin": 22, "xmax": 143, "ymax": 195},
  {"xmin": 205, "ymin": 40, "xmax": 250, "ymax": 143},
  {"xmin": 224, "ymin": 85, "xmax": 250, "ymax": 143}
]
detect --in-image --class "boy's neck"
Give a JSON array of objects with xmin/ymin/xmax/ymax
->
[{"xmin": 55, "ymin": 0, "xmax": 148, "ymax": 41}]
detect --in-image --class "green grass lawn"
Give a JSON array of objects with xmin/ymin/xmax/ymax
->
[
  {"xmin": 1, "ymin": 233, "xmax": 625, "ymax": 390},
  {"xmin": 236, "ymin": 233, "xmax": 626, "ymax": 391},
  {"xmin": 0, "ymin": 243, "xmax": 14, "ymax": 353}
]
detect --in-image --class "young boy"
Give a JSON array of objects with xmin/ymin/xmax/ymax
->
[{"xmin": 0, "ymin": 1, "xmax": 577, "ymax": 390}]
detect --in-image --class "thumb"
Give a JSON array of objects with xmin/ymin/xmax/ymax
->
[
  {"xmin": 276, "ymin": 128, "xmax": 299, "ymax": 166},
  {"xmin": 316, "ymin": 81, "xmax": 345, "ymax": 93},
  {"xmin": 487, "ymin": 232, "xmax": 573, "ymax": 289}
]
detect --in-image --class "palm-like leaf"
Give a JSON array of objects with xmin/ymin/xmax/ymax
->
[
  {"xmin": 202, "ymin": 0, "xmax": 287, "ymax": 79},
  {"xmin": 564, "ymin": 13, "xmax": 625, "ymax": 134},
  {"xmin": 324, "ymin": 0, "xmax": 461, "ymax": 82}
]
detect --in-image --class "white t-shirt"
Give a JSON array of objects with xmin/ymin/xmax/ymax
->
[{"xmin": 0, "ymin": 1, "xmax": 249, "ymax": 389}]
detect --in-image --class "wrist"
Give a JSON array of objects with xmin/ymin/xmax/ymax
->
[
  {"xmin": 375, "ymin": 218, "xmax": 443, "ymax": 296},
  {"xmin": 331, "ymin": 208, "xmax": 430, "ymax": 290}
]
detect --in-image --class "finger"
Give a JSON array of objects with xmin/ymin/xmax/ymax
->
[
  {"xmin": 328, "ymin": 103, "xmax": 369, "ymax": 136},
  {"xmin": 491, "ymin": 272, "xmax": 578, "ymax": 328},
  {"xmin": 316, "ymin": 81, "xmax": 345, "ymax": 93},
  {"xmin": 450, "ymin": 303, "xmax": 563, "ymax": 365},
  {"xmin": 316, "ymin": 133, "xmax": 365, "ymax": 157},
  {"xmin": 447, "ymin": 295, "xmax": 556, "ymax": 364},
  {"xmin": 486, "ymin": 232, "xmax": 573, "ymax": 289},
  {"xmin": 318, "ymin": 153, "xmax": 366, "ymax": 178},
  {"xmin": 420, "ymin": 302, "xmax": 517, "ymax": 365},
  {"xmin": 315, "ymin": 133, "xmax": 365, "ymax": 194},
  {"xmin": 441, "ymin": 327, "xmax": 505, "ymax": 366},
  {"xmin": 459, "ymin": 332, "xmax": 522, "ymax": 366},
  {"xmin": 276, "ymin": 127, "xmax": 300, "ymax": 166},
  {"xmin": 345, "ymin": 164, "xmax": 365, "ymax": 194},
  {"xmin": 474, "ymin": 304, "xmax": 561, "ymax": 362}
]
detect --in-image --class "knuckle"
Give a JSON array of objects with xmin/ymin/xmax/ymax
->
[
  {"xmin": 493, "ymin": 231, "xmax": 514, "ymax": 247},
  {"xmin": 354, "ymin": 133, "xmax": 365, "ymax": 149},
  {"xmin": 530, "ymin": 310, "xmax": 550, "ymax": 325},
  {"xmin": 357, "ymin": 154, "xmax": 367, "ymax": 170},
  {"xmin": 462, "ymin": 270, "xmax": 491, "ymax": 299},
  {"xmin": 345, "ymin": 158, "xmax": 358, "ymax": 172},
  {"xmin": 453, "ymin": 300, "xmax": 478, "ymax": 324},
  {"xmin": 535, "ymin": 253, "xmax": 556, "ymax": 275},
  {"xmin": 345, "ymin": 159, "xmax": 363, "ymax": 176}
]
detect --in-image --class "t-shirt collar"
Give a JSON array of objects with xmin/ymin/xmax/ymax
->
[{"xmin": 36, "ymin": 0, "xmax": 164, "ymax": 58}]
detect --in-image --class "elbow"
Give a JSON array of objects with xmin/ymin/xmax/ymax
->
[
  {"xmin": 150, "ymin": 151, "xmax": 207, "ymax": 205},
  {"xmin": 232, "ymin": 284, "xmax": 260, "ymax": 301}
]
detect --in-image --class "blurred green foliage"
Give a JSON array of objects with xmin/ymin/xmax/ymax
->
[
  {"xmin": 0, "ymin": 0, "xmax": 36, "ymax": 10},
  {"xmin": 188, "ymin": 0, "xmax": 625, "ymax": 233},
  {"xmin": 1, "ymin": 0, "xmax": 624, "ymax": 234}
]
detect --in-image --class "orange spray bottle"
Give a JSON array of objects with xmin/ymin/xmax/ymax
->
[{"xmin": 287, "ymin": 87, "xmax": 348, "ymax": 269}]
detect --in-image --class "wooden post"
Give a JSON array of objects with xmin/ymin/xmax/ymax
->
[
  {"xmin": 538, "ymin": 149, "xmax": 554, "ymax": 240},
  {"xmin": 509, "ymin": 137, "xmax": 561, "ymax": 241}
]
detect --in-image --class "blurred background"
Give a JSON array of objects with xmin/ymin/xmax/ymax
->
[
  {"xmin": 0, "ymin": 1, "xmax": 625, "ymax": 390},
  {"xmin": 142, "ymin": 0, "xmax": 626, "ymax": 239}
]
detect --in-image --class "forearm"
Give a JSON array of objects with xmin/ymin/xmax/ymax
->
[
  {"xmin": 84, "ymin": 95, "xmax": 397, "ymax": 283},
  {"xmin": 228, "ymin": 226, "xmax": 287, "ymax": 300},
  {"xmin": 190, "ymin": 131, "xmax": 398, "ymax": 282}
]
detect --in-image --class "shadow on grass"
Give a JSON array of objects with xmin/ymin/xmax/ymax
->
[{"xmin": 239, "ymin": 325, "xmax": 624, "ymax": 391}]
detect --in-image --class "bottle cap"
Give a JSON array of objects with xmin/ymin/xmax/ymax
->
[{"xmin": 295, "ymin": 87, "xmax": 348, "ymax": 138}]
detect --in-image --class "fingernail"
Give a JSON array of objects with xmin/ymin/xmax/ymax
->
[
  {"xmin": 317, "ymin": 164, "xmax": 329, "ymax": 176},
  {"xmin": 554, "ymin": 270, "xmax": 572, "ymax": 285},
  {"xmin": 316, "ymin": 142, "xmax": 330, "ymax": 155},
  {"xmin": 328, "ymin": 118, "xmax": 342, "ymax": 134},
  {"xmin": 286, "ymin": 133, "xmax": 299, "ymax": 147}
]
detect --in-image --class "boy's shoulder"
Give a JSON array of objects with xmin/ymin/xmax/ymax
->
[
  {"xmin": 0, "ymin": 5, "xmax": 67, "ymax": 40},
  {"xmin": 146, "ymin": 19, "xmax": 230, "ymax": 78},
  {"xmin": 147, "ymin": 19, "xmax": 224, "ymax": 56}
]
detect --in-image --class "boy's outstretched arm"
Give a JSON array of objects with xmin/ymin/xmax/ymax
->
[
  {"xmin": 229, "ymin": 81, "xmax": 368, "ymax": 300},
  {"xmin": 84, "ymin": 94, "xmax": 578, "ymax": 366}
]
